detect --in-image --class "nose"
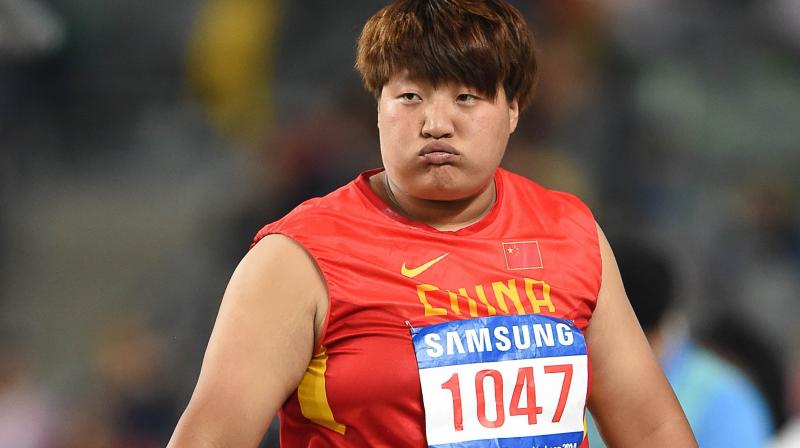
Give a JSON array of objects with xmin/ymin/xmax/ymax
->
[{"xmin": 421, "ymin": 101, "xmax": 454, "ymax": 139}]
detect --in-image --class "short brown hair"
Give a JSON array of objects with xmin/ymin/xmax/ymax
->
[{"xmin": 355, "ymin": 0, "xmax": 537, "ymax": 110}]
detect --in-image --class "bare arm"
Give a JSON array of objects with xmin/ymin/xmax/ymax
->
[
  {"xmin": 587, "ymin": 225, "xmax": 696, "ymax": 447},
  {"xmin": 168, "ymin": 234, "xmax": 327, "ymax": 447}
]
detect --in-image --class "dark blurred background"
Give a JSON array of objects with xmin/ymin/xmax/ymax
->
[{"xmin": 1, "ymin": 0, "xmax": 799, "ymax": 446}]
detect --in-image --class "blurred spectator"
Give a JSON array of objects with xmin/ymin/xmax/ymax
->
[
  {"xmin": 698, "ymin": 177, "xmax": 799, "ymax": 429},
  {"xmin": 704, "ymin": 179, "xmax": 800, "ymax": 359},
  {"xmin": 588, "ymin": 239, "xmax": 773, "ymax": 446},
  {"xmin": 186, "ymin": 0, "xmax": 281, "ymax": 146},
  {"xmin": 226, "ymin": 87, "xmax": 380, "ymax": 257},
  {"xmin": 98, "ymin": 317, "xmax": 180, "ymax": 447},
  {"xmin": 61, "ymin": 317, "xmax": 180, "ymax": 448},
  {"xmin": 701, "ymin": 313, "xmax": 788, "ymax": 430},
  {"xmin": 58, "ymin": 396, "xmax": 117, "ymax": 448},
  {"xmin": 0, "ymin": 321, "xmax": 59, "ymax": 448}
]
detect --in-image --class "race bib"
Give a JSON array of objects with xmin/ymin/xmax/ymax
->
[{"xmin": 412, "ymin": 314, "xmax": 588, "ymax": 448}]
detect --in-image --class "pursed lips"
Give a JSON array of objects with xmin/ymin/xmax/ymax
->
[{"xmin": 419, "ymin": 141, "xmax": 460, "ymax": 165}]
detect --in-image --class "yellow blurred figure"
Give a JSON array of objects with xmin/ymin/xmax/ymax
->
[{"xmin": 187, "ymin": 0, "xmax": 282, "ymax": 146}]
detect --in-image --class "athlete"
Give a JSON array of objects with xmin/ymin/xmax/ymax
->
[{"xmin": 168, "ymin": 1, "xmax": 696, "ymax": 447}]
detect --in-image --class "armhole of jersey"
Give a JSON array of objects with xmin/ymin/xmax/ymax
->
[
  {"xmin": 252, "ymin": 230, "xmax": 333, "ymax": 354},
  {"xmin": 561, "ymin": 192, "xmax": 603, "ymax": 311},
  {"xmin": 548, "ymin": 189, "xmax": 603, "ymax": 309},
  {"xmin": 570, "ymin": 195, "xmax": 601, "ymax": 309},
  {"xmin": 590, "ymin": 220, "xmax": 603, "ymax": 307},
  {"xmin": 579, "ymin": 216, "xmax": 600, "ymax": 445}
]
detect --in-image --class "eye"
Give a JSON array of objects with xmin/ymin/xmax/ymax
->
[
  {"xmin": 456, "ymin": 93, "xmax": 479, "ymax": 103},
  {"xmin": 399, "ymin": 92, "xmax": 421, "ymax": 102}
]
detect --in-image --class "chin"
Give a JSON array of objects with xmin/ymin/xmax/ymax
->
[
  {"xmin": 393, "ymin": 164, "xmax": 489, "ymax": 200},
  {"xmin": 416, "ymin": 189, "xmax": 464, "ymax": 201},
  {"xmin": 416, "ymin": 177, "xmax": 485, "ymax": 202}
]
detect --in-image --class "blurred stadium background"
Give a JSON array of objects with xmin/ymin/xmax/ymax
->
[{"xmin": 1, "ymin": 0, "xmax": 799, "ymax": 446}]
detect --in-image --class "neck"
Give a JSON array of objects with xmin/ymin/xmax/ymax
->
[{"xmin": 373, "ymin": 171, "xmax": 496, "ymax": 231}]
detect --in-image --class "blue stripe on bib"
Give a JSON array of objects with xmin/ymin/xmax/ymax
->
[
  {"xmin": 412, "ymin": 314, "xmax": 586, "ymax": 369},
  {"xmin": 429, "ymin": 431, "xmax": 584, "ymax": 448}
]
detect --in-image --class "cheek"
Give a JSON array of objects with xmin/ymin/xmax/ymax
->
[
  {"xmin": 379, "ymin": 112, "xmax": 418, "ymax": 144},
  {"xmin": 470, "ymin": 119, "xmax": 510, "ymax": 168},
  {"xmin": 470, "ymin": 115, "xmax": 510, "ymax": 147},
  {"xmin": 378, "ymin": 116, "xmax": 408, "ymax": 162},
  {"xmin": 378, "ymin": 117, "xmax": 399, "ymax": 145}
]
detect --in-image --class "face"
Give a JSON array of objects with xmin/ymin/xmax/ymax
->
[{"xmin": 377, "ymin": 72, "xmax": 519, "ymax": 201}]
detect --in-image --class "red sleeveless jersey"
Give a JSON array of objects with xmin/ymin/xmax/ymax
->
[{"xmin": 253, "ymin": 168, "xmax": 601, "ymax": 447}]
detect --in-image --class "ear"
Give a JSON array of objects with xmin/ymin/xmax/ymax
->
[
  {"xmin": 376, "ymin": 92, "xmax": 382, "ymax": 128},
  {"xmin": 508, "ymin": 98, "xmax": 520, "ymax": 133}
]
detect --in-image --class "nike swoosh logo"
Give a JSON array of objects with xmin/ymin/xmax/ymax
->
[{"xmin": 401, "ymin": 253, "xmax": 449, "ymax": 278}]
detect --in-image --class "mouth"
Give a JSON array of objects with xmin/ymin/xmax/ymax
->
[
  {"xmin": 418, "ymin": 142, "xmax": 460, "ymax": 165},
  {"xmin": 419, "ymin": 141, "xmax": 459, "ymax": 156}
]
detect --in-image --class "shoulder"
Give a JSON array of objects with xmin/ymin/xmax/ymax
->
[
  {"xmin": 499, "ymin": 168, "xmax": 600, "ymax": 258},
  {"xmin": 243, "ymin": 233, "xmax": 325, "ymax": 293},
  {"xmin": 252, "ymin": 177, "xmax": 368, "ymax": 248},
  {"xmin": 499, "ymin": 168, "xmax": 595, "ymax": 223}
]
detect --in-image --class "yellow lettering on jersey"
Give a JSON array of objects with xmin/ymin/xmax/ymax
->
[
  {"xmin": 491, "ymin": 279, "xmax": 526, "ymax": 314},
  {"xmin": 415, "ymin": 278, "xmax": 557, "ymax": 318},
  {"xmin": 453, "ymin": 288, "xmax": 479, "ymax": 317},
  {"xmin": 448, "ymin": 290, "xmax": 461, "ymax": 315},
  {"xmin": 416, "ymin": 284, "xmax": 447, "ymax": 316},
  {"xmin": 525, "ymin": 278, "xmax": 556, "ymax": 313},
  {"xmin": 297, "ymin": 346, "xmax": 346, "ymax": 435},
  {"xmin": 474, "ymin": 284, "xmax": 497, "ymax": 315}
]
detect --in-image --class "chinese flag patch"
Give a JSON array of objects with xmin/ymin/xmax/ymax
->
[{"xmin": 502, "ymin": 241, "xmax": 543, "ymax": 270}]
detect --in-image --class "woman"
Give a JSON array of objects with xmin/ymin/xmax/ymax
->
[{"xmin": 169, "ymin": 1, "xmax": 696, "ymax": 446}]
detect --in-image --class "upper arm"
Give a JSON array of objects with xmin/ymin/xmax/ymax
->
[
  {"xmin": 168, "ymin": 234, "xmax": 327, "ymax": 447},
  {"xmin": 586, "ymin": 225, "xmax": 696, "ymax": 447}
]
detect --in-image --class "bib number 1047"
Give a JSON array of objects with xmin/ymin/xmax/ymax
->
[{"xmin": 441, "ymin": 364, "xmax": 573, "ymax": 431}]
